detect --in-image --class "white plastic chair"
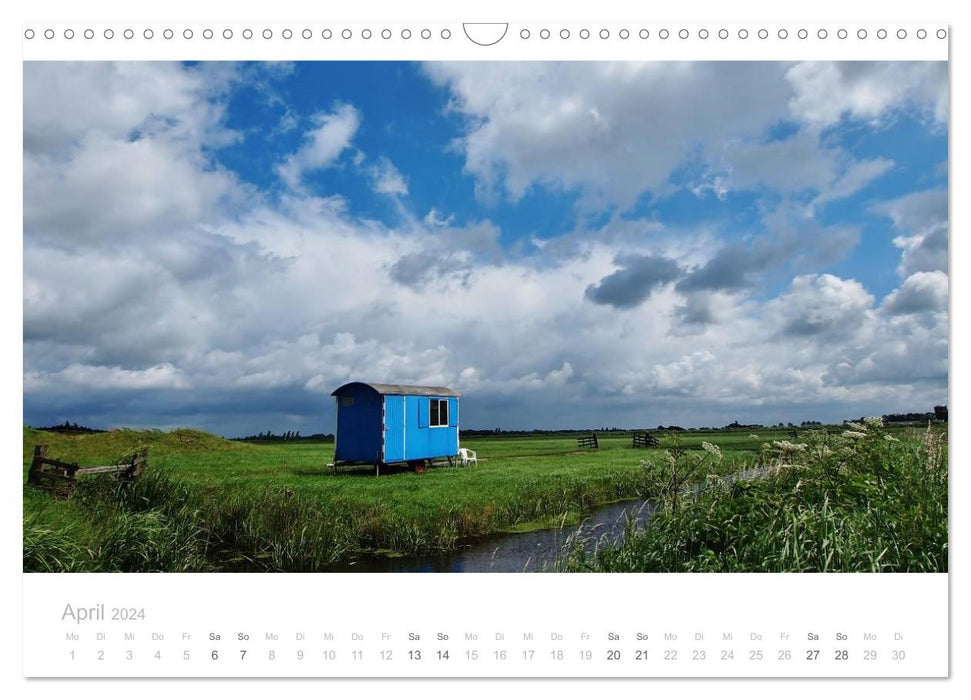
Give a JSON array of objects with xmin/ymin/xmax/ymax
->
[{"xmin": 458, "ymin": 447, "xmax": 477, "ymax": 466}]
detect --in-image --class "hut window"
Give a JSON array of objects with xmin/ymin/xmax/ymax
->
[
  {"xmin": 341, "ymin": 397, "xmax": 354, "ymax": 407},
  {"xmin": 430, "ymin": 398, "xmax": 449, "ymax": 427}
]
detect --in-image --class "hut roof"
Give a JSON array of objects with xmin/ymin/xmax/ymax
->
[{"xmin": 331, "ymin": 382, "xmax": 461, "ymax": 398}]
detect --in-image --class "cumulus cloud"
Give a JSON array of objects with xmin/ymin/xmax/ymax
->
[
  {"xmin": 786, "ymin": 61, "xmax": 948, "ymax": 127},
  {"xmin": 881, "ymin": 271, "xmax": 948, "ymax": 315},
  {"xmin": 23, "ymin": 62, "xmax": 239, "ymax": 154},
  {"xmin": 24, "ymin": 62, "xmax": 245, "ymax": 246},
  {"xmin": 25, "ymin": 134, "xmax": 244, "ymax": 244},
  {"xmin": 770, "ymin": 274, "xmax": 874, "ymax": 338},
  {"xmin": 423, "ymin": 61, "xmax": 793, "ymax": 208},
  {"xmin": 424, "ymin": 61, "xmax": 941, "ymax": 213},
  {"xmin": 873, "ymin": 189, "xmax": 948, "ymax": 278},
  {"xmin": 275, "ymin": 103, "xmax": 360, "ymax": 189}
]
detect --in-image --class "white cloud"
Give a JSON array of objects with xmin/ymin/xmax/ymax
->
[
  {"xmin": 24, "ymin": 62, "xmax": 239, "ymax": 154},
  {"xmin": 24, "ymin": 62, "xmax": 245, "ymax": 246},
  {"xmin": 767, "ymin": 274, "xmax": 875, "ymax": 339},
  {"xmin": 369, "ymin": 156, "xmax": 409, "ymax": 196},
  {"xmin": 424, "ymin": 61, "xmax": 941, "ymax": 213},
  {"xmin": 720, "ymin": 131, "xmax": 839, "ymax": 193},
  {"xmin": 814, "ymin": 157, "xmax": 895, "ymax": 205},
  {"xmin": 874, "ymin": 189, "xmax": 948, "ymax": 277},
  {"xmin": 423, "ymin": 61, "xmax": 793, "ymax": 209},
  {"xmin": 786, "ymin": 61, "xmax": 947, "ymax": 127},
  {"xmin": 697, "ymin": 137, "xmax": 893, "ymax": 206},
  {"xmin": 881, "ymin": 271, "xmax": 949, "ymax": 315},
  {"xmin": 25, "ymin": 363, "xmax": 189, "ymax": 392},
  {"xmin": 25, "ymin": 133, "xmax": 243, "ymax": 243},
  {"xmin": 423, "ymin": 208, "xmax": 455, "ymax": 227},
  {"xmin": 276, "ymin": 104, "xmax": 360, "ymax": 189}
]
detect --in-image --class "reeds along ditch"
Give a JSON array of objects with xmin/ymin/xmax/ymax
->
[
  {"xmin": 24, "ymin": 472, "xmax": 355, "ymax": 572},
  {"xmin": 559, "ymin": 421, "xmax": 948, "ymax": 573}
]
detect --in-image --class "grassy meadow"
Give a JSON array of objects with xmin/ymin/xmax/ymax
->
[{"xmin": 22, "ymin": 422, "xmax": 947, "ymax": 573}]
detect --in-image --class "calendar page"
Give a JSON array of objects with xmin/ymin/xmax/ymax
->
[{"xmin": 15, "ymin": 0, "xmax": 955, "ymax": 692}]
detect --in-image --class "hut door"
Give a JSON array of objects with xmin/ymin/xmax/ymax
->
[{"xmin": 383, "ymin": 396, "xmax": 406, "ymax": 462}]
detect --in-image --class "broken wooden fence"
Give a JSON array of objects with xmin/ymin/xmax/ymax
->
[
  {"xmin": 27, "ymin": 445, "xmax": 146, "ymax": 497},
  {"xmin": 576, "ymin": 434, "xmax": 599, "ymax": 449},
  {"xmin": 632, "ymin": 432, "xmax": 660, "ymax": 448}
]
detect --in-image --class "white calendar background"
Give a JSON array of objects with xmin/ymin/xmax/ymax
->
[
  {"xmin": 7, "ymin": 0, "xmax": 966, "ymax": 696},
  {"xmin": 23, "ymin": 573, "xmax": 948, "ymax": 678}
]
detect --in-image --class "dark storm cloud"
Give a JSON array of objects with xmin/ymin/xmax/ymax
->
[
  {"xmin": 676, "ymin": 241, "xmax": 782, "ymax": 293},
  {"xmin": 23, "ymin": 385, "xmax": 337, "ymax": 438},
  {"xmin": 584, "ymin": 253, "xmax": 681, "ymax": 308}
]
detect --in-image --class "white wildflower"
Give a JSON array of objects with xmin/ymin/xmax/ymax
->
[
  {"xmin": 883, "ymin": 434, "xmax": 899, "ymax": 443},
  {"xmin": 864, "ymin": 416, "xmax": 885, "ymax": 429},
  {"xmin": 842, "ymin": 430, "xmax": 867, "ymax": 439},
  {"xmin": 772, "ymin": 440, "xmax": 807, "ymax": 453},
  {"xmin": 701, "ymin": 442, "xmax": 723, "ymax": 460}
]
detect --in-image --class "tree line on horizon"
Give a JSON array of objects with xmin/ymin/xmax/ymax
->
[{"xmin": 29, "ymin": 404, "xmax": 946, "ymax": 441}]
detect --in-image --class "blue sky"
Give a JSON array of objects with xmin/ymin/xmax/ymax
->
[{"xmin": 23, "ymin": 61, "xmax": 948, "ymax": 435}]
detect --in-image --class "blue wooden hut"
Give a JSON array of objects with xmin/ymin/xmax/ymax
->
[{"xmin": 331, "ymin": 382, "xmax": 462, "ymax": 468}]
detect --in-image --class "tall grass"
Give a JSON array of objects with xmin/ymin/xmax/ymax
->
[
  {"xmin": 560, "ymin": 420, "xmax": 947, "ymax": 572},
  {"xmin": 24, "ymin": 470, "xmax": 357, "ymax": 572}
]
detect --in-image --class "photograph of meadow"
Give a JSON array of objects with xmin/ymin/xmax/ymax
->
[{"xmin": 23, "ymin": 61, "xmax": 948, "ymax": 573}]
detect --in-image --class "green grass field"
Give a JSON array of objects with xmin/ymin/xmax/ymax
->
[{"xmin": 22, "ymin": 423, "xmax": 947, "ymax": 573}]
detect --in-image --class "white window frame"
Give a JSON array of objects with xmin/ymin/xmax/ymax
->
[{"xmin": 429, "ymin": 398, "xmax": 449, "ymax": 428}]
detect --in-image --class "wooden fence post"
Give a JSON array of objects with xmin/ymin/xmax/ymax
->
[{"xmin": 28, "ymin": 444, "xmax": 46, "ymax": 485}]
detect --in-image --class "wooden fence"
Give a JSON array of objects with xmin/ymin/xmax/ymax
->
[
  {"xmin": 27, "ymin": 445, "xmax": 146, "ymax": 497},
  {"xmin": 632, "ymin": 432, "xmax": 660, "ymax": 448},
  {"xmin": 576, "ymin": 434, "xmax": 599, "ymax": 449}
]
